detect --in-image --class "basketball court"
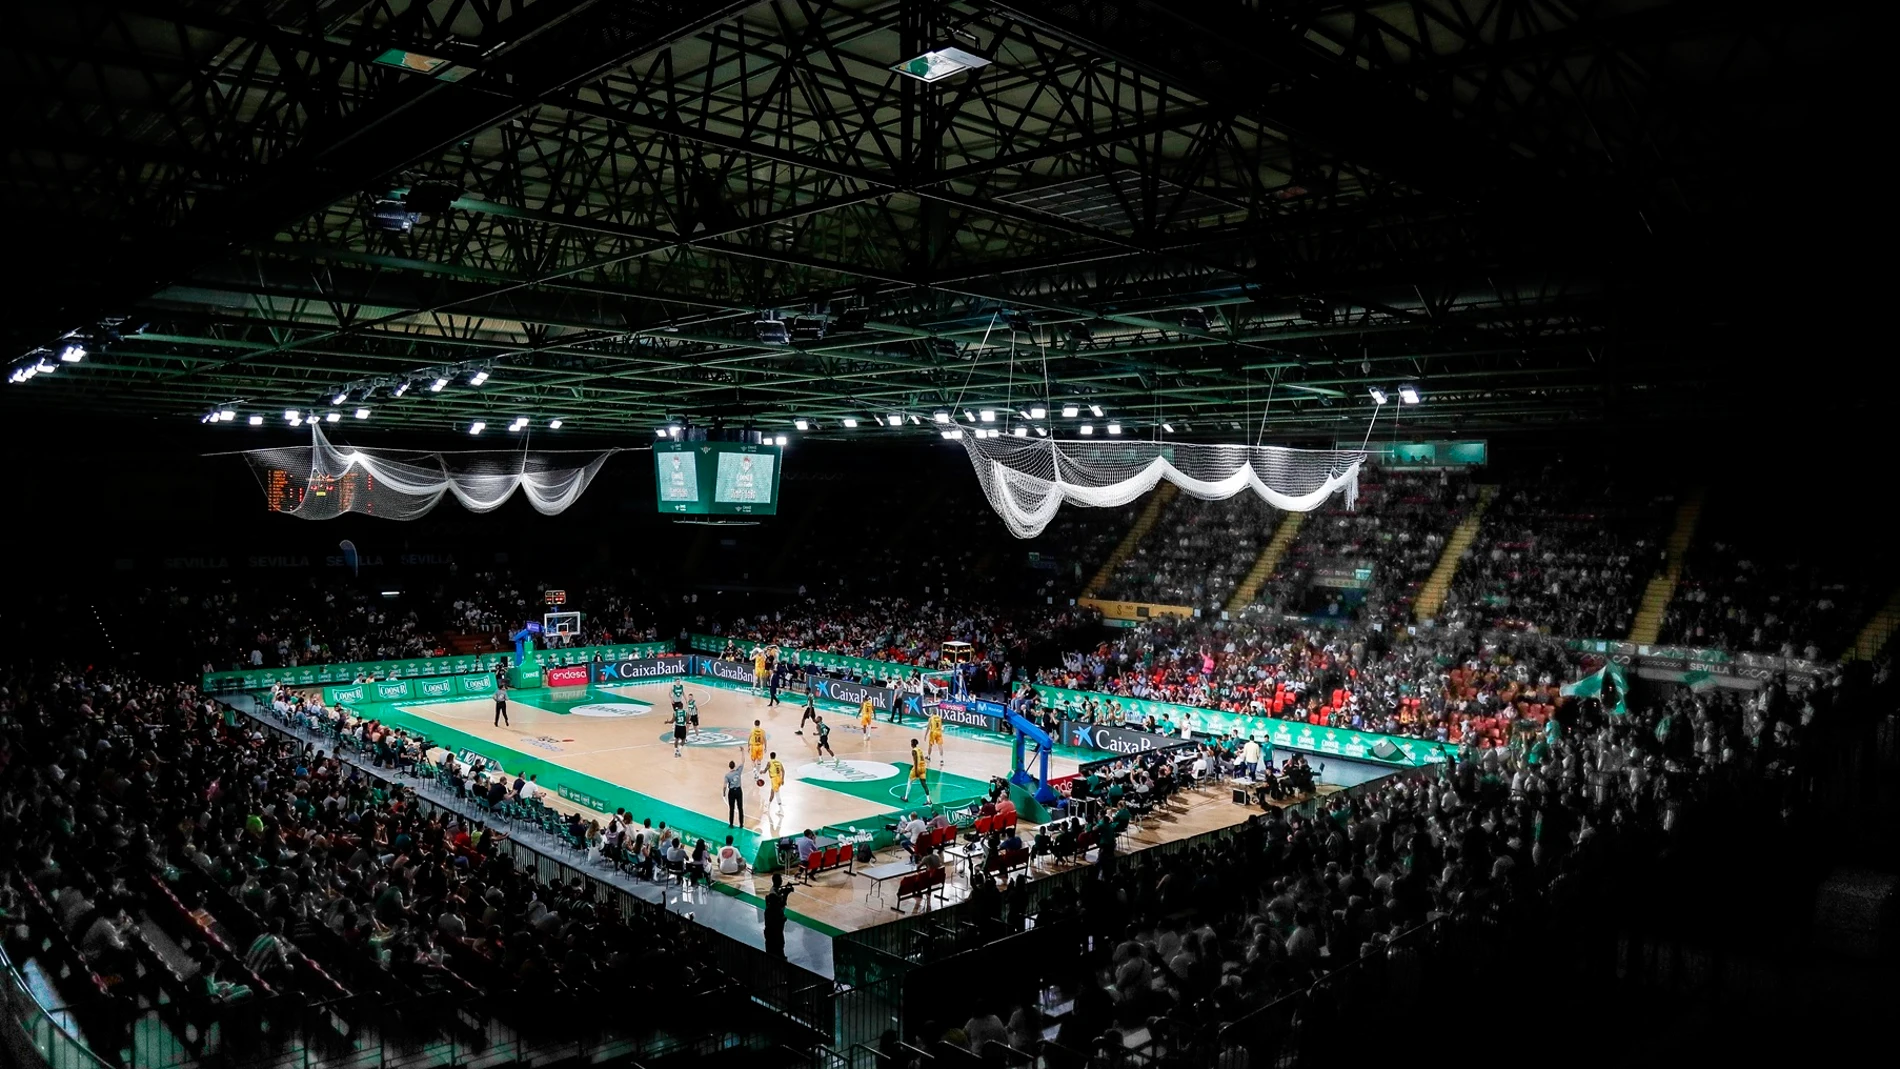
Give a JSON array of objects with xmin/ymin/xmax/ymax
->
[{"xmin": 369, "ymin": 677, "xmax": 1080, "ymax": 849}]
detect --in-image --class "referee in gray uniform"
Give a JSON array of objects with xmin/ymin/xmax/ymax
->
[{"xmin": 724, "ymin": 760, "xmax": 745, "ymax": 826}]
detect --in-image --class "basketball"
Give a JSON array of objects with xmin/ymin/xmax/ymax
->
[{"xmin": 756, "ymin": 777, "xmax": 765, "ymax": 787}]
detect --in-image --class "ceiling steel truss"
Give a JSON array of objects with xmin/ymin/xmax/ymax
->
[{"xmin": 0, "ymin": 0, "xmax": 1866, "ymax": 440}]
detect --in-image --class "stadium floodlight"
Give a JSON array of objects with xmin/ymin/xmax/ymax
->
[
  {"xmin": 284, "ymin": 409, "xmax": 299, "ymax": 421},
  {"xmin": 774, "ymin": 434, "xmax": 788, "ymax": 446},
  {"xmin": 932, "ymin": 410, "xmax": 950, "ymax": 424},
  {"xmin": 963, "ymin": 409, "xmax": 976, "ymax": 422},
  {"xmin": 794, "ymin": 418, "xmax": 810, "ymax": 430},
  {"xmin": 509, "ymin": 418, "xmax": 527, "ymax": 432},
  {"xmin": 1030, "ymin": 405, "xmax": 1047, "ymax": 419},
  {"xmin": 978, "ymin": 409, "xmax": 995, "ymax": 423},
  {"xmin": 469, "ymin": 421, "xmax": 485, "ymax": 435},
  {"xmin": 1062, "ymin": 404, "xmax": 1079, "ymax": 418},
  {"xmin": 58, "ymin": 343, "xmax": 86, "ymax": 362},
  {"xmin": 1034, "ymin": 426, "xmax": 1047, "ymax": 437},
  {"xmin": 393, "ymin": 381, "xmax": 410, "ymax": 397},
  {"xmin": 886, "ymin": 414, "xmax": 903, "ymax": 427},
  {"xmin": 548, "ymin": 419, "xmax": 563, "ymax": 429},
  {"xmin": 667, "ymin": 424, "xmax": 681, "ymax": 438},
  {"xmin": 654, "ymin": 428, "xmax": 667, "ymax": 438},
  {"xmin": 248, "ymin": 415, "xmax": 263, "ymax": 426},
  {"xmin": 940, "ymin": 428, "xmax": 962, "ymax": 439},
  {"xmin": 355, "ymin": 407, "xmax": 370, "ymax": 419},
  {"xmin": 754, "ymin": 318, "xmax": 791, "ymax": 345},
  {"xmin": 332, "ymin": 389, "xmax": 349, "ymax": 405},
  {"xmin": 909, "ymin": 414, "xmax": 921, "ymax": 425},
  {"xmin": 1089, "ymin": 404, "xmax": 1104, "ymax": 417},
  {"xmin": 892, "ymin": 45, "xmax": 991, "ymax": 83},
  {"xmin": 1162, "ymin": 423, "xmax": 1175, "ymax": 433},
  {"xmin": 1399, "ymin": 384, "xmax": 1421, "ymax": 404},
  {"xmin": 842, "ymin": 417, "xmax": 859, "ymax": 428},
  {"xmin": 219, "ymin": 409, "xmax": 236, "ymax": 421},
  {"xmin": 1079, "ymin": 423, "xmax": 1094, "ymax": 435},
  {"xmin": 324, "ymin": 411, "xmax": 341, "ymax": 423},
  {"xmin": 429, "ymin": 377, "xmax": 448, "ymax": 392},
  {"xmin": 34, "ymin": 358, "xmax": 55, "ymax": 374},
  {"xmin": 469, "ymin": 369, "xmax": 490, "ymax": 386},
  {"xmin": 1012, "ymin": 426, "xmax": 1028, "ymax": 438},
  {"xmin": 1107, "ymin": 422, "xmax": 1122, "ymax": 435},
  {"xmin": 1368, "ymin": 386, "xmax": 1389, "ymax": 405}
]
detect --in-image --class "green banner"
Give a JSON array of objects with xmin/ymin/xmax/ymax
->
[
  {"xmin": 324, "ymin": 670, "xmax": 497, "ymax": 706},
  {"xmin": 1031, "ymin": 683, "xmax": 1459, "ymax": 767},
  {"xmin": 204, "ymin": 641, "xmax": 673, "ymax": 693},
  {"xmin": 686, "ymin": 633, "xmax": 949, "ymax": 682},
  {"xmin": 1558, "ymin": 661, "xmax": 1629, "ymax": 714}
]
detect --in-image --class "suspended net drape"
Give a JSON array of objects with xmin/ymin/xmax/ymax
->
[
  {"xmin": 240, "ymin": 426, "xmax": 620, "ymax": 520},
  {"xmin": 961, "ymin": 436, "xmax": 1364, "ymax": 538}
]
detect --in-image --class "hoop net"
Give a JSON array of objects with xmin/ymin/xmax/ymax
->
[
  {"xmin": 241, "ymin": 426, "xmax": 617, "ymax": 520},
  {"xmin": 960, "ymin": 436, "xmax": 1363, "ymax": 538}
]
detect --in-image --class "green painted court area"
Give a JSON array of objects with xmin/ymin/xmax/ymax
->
[{"xmin": 791, "ymin": 760, "xmax": 992, "ymax": 813}]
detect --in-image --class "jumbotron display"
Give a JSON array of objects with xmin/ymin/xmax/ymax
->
[{"xmin": 654, "ymin": 440, "xmax": 782, "ymax": 515}]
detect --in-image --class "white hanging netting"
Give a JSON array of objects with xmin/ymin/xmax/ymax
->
[
  {"xmin": 962, "ymin": 436, "xmax": 1364, "ymax": 538},
  {"xmin": 240, "ymin": 426, "xmax": 619, "ymax": 520}
]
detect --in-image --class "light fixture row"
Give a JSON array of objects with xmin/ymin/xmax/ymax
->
[{"xmin": 1367, "ymin": 384, "xmax": 1423, "ymax": 405}]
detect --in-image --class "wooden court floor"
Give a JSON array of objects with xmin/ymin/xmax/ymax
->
[{"xmin": 389, "ymin": 680, "xmax": 1079, "ymax": 844}]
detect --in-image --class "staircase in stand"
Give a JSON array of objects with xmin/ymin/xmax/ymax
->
[
  {"xmin": 1845, "ymin": 584, "xmax": 1900, "ymax": 661},
  {"xmin": 1413, "ymin": 485, "xmax": 1497, "ymax": 622},
  {"xmin": 1223, "ymin": 512, "xmax": 1306, "ymax": 616},
  {"xmin": 1083, "ymin": 482, "xmax": 1178, "ymax": 597},
  {"xmin": 1627, "ymin": 488, "xmax": 1705, "ymax": 644}
]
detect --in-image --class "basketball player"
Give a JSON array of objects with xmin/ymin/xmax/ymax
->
[
  {"xmin": 672, "ymin": 703, "xmax": 690, "ymax": 758},
  {"xmin": 686, "ymin": 693, "xmax": 701, "ymax": 739},
  {"xmin": 902, "ymin": 737, "xmax": 931, "ymax": 804},
  {"xmin": 671, "ymin": 678, "xmax": 685, "ymax": 715},
  {"xmin": 752, "ymin": 645, "xmax": 769, "ymax": 695},
  {"xmin": 858, "ymin": 696, "xmax": 875, "ymax": 742},
  {"xmin": 493, "ymin": 682, "xmax": 510, "ymax": 728},
  {"xmin": 765, "ymin": 751, "xmax": 786, "ymax": 809},
  {"xmin": 796, "ymin": 692, "xmax": 819, "ymax": 735},
  {"xmin": 814, "ymin": 716, "xmax": 835, "ymax": 760},
  {"xmin": 925, "ymin": 706, "xmax": 946, "ymax": 763},
  {"xmin": 748, "ymin": 719, "xmax": 767, "ymax": 772}
]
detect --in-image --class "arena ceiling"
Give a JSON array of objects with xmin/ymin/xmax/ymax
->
[{"xmin": 0, "ymin": 0, "xmax": 1870, "ymax": 442}]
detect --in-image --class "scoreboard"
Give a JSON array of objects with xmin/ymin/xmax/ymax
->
[{"xmin": 654, "ymin": 440, "xmax": 782, "ymax": 516}]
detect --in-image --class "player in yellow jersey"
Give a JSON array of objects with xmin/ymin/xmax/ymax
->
[
  {"xmin": 765, "ymin": 751, "xmax": 786, "ymax": 809},
  {"xmin": 859, "ymin": 696, "xmax": 875, "ymax": 740},
  {"xmin": 752, "ymin": 645, "xmax": 769, "ymax": 695},
  {"xmin": 748, "ymin": 719, "xmax": 767, "ymax": 771},
  {"xmin": 902, "ymin": 738, "xmax": 931, "ymax": 803},
  {"xmin": 925, "ymin": 708, "xmax": 946, "ymax": 763}
]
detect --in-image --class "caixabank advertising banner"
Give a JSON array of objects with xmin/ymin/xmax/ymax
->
[{"xmin": 592, "ymin": 655, "xmax": 690, "ymax": 683}]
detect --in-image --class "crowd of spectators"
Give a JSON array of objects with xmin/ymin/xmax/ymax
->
[
  {"xmin": 1039, "ymin": 616, "xmax": 1598, "ymax": 748},
  {"xmin": 704, "ymin": 596, "xmax": 1101, "ymax": 678},
  {"xmin": 1249, "ymin": 471, "xmax": 1471, "ymax": 626},
  {"xmin": 1660, "ymin": 498, "xmax": 1885, "ymax": 660},
  {"xmin": 1095, "ymin": 495, "xmax": 1280, "ymax": 612},
  {"xmin": 910, "ymin": 654, "xmax": 1826, "ymax": 1067},
  {"xmin": 116, "ymin": 567, "xmax": 663, "ymax": 675},
  {"xmin": 0, "ymin": 666, "xmax": 727, "ymax": 1058},
  {"xmin": 1441, "ymin": 476, "xmax": 1669, "ymax": 639}
]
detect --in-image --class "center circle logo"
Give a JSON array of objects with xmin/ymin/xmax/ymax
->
[
  {"xmin": 570, "ymin": 703, "xmax": 652, "ymax": 718},
  {"xmin": 795, "ymin": 760, "xmax": 899, "ymax": 783},
  {"xmin": 656, "ymin": 728, "xmax": 743, "ymax": 747}
]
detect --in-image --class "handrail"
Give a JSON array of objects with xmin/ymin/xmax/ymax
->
[{"xmin": 0, "ymin": 943, "xmax": 115, "ymax": 1069}]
